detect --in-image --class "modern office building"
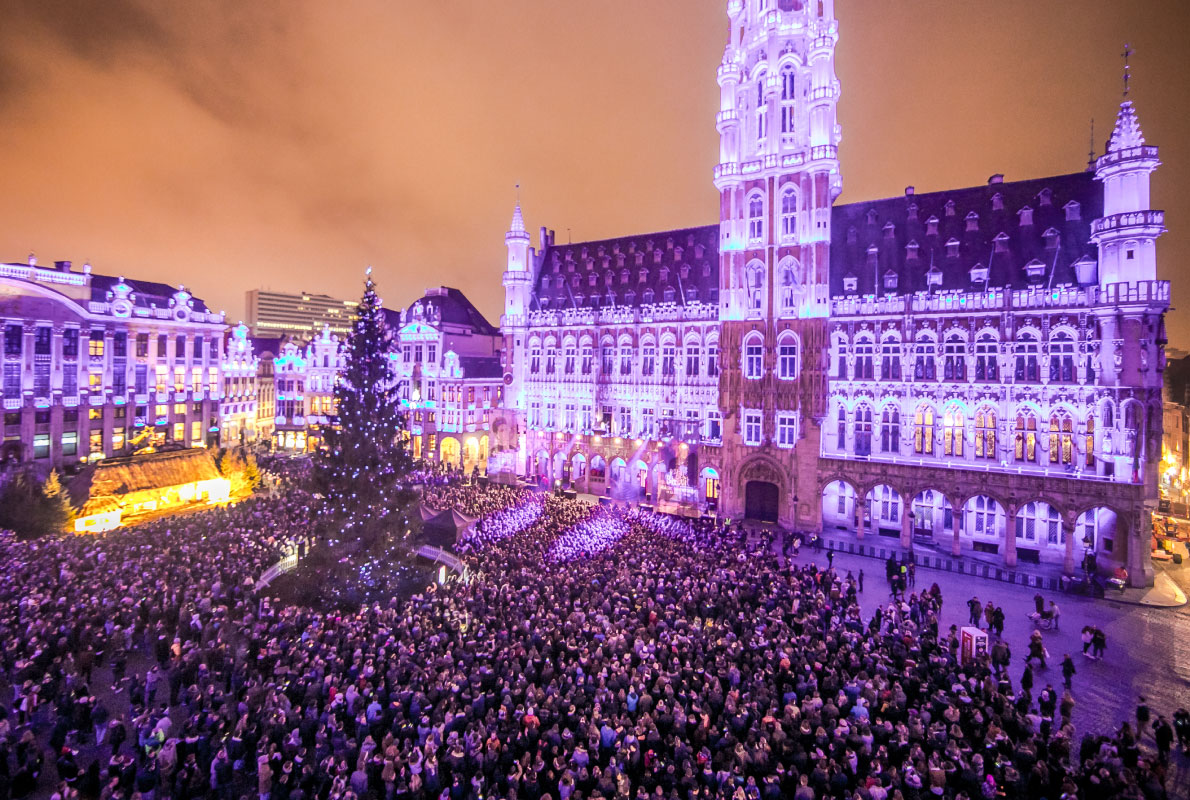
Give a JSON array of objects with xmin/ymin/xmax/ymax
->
[{"xmin": 245, "ymin": 289, "xmax": 358, "ymax": 340}]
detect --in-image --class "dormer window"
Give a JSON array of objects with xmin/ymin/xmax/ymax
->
[
  {"xmin": 588, "ymin": 273, "xmax": 598, "ymax": 287},
  {"xmin": 624, "ymin": 290, "xmax": 635, "ymax": 305},
  {"xmin": 965, "ymin": 211, "xmax": 980, "ymax": 232},
  {"xmin": 945, "ymin": 200, "xmax": 956, "ymax": 217},
  {"xmin": 666, "ymin": 237, "xmax": 674, "ymax": 250},
  {"xmin": 659, "ymin": 267, "xmax": 669, "ymax": 282},
  {"xmin": 581, "ymin": 246, "xmax": 589, "ymax": 259},
  {"xmin": 883, "ymin": 220, "xmax": 896, "ymax": 239},
  {"xmin": 865, "ymin": 208, "xmax": 879, "ymax": 225},
  {"xmin": 847, "ymin": 226, "xmax": 858, "ymax": 244},
  {"xmin": 1024, "ymin": 258, "xmax": 1047, "ymax": 280},
  {"xmin": 680, "ymin": 264, "xmax": 690, "ymax": 280},
  {"xmin": 907, "ymin": 202, "xmax": 918, "ymax": 221},
  {"xmin": 969, "ymin": 263, "xmax": 989, "ymax": 284},
  {"xmin": 927, "ymin": 264, "xmax": 943, "ymax": 288},
  {"xmin": 926, "ymin": 216, "xmax": 939, "ymax": 236},
  {"xmin": 946, "ymin": 238, "xmax": 961, "ymax": 258},
  {"xmin": 866, "ymin": 244, "xmax": 878, "ymax": 268},
  {"xmin": 883, "ymin": 270, "xmax": 899, "ymax": 291},
  {"xmin": 702, "ymin": 263, "xmax": 712, "ymax": 277},
  {"xmin": 620, "ymin": 269, "xmax": 629, "ymax": 284},
  {"xmin": 843, "ymin": 274, "xmax": 858, "ymax": 293},
  {"xmin": 653, "ymin": 249, "xmax": 663, "ymax": 264},
  {"xmin": 1018, "ymin": 206, "xmax": 1034, "ymax": 227},
  {"xmin": 662, "ymin": 287, "xmax": 675, "ymax": 302},
  {"xmin": 993, "ymin": 232, "xmax": 1009, "ymax": 253},
  {"xmin": 686, "ymin": 288, "xmax": 700, "ymax": 303},
  {"xmin": 642, "ymin": 288, "xmax": 655, "ymax": 304},
  {"xmin": 991, "ymin": 192, "xmax": 1004, "ymax": 211},
  {"xmin": 906, "ymin": 240, "xmax": 920, "ymax": 261},
  {"xmin": 616, "ymin": 254, "xmax": 626, "ymax": 267},
  {"xmin": 1038, "ymin": 187, "xmax": 1053, "ymax": 206},
  {"xmin": 605, "ymin": 271, "xmax": 614, "ymax": 286},
  {"xmin": 634, "ymin": 252, "xmax": 644, "ymax": 266},
  {"xmin": 674, "ymin": 246, "xmax": 684, "ymax": 261},
  {"xmin": 1064, "ymin": 200, "xmax": 1081, "ymax": 221},
  {"xmin": 638, "ymin": 269, "xmax": 649, "ymax": 283},
  {"xmin": 694, "ymin": 243, "xmax": 706, "ymax": 258},
  {"xmin": 1043, "ymin": 227, "xmax": 1060, "ymax": 249}
]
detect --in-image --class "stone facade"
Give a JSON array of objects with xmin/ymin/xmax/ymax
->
[
  {"xmin": 496, "ymin": 0, "xmax": 1169, "ymax": 584},
  {"xmin": 0, "ymin": 258, "xmax": 227, "ymax": 470}
]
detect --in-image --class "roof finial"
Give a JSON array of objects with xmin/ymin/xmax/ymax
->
[
  {"xmin": 1122, "ymin": 42, "xmax": 1133, "ymax": 97},
  {"xmin": 1087, "ymin": 117, "xmax": 1096, "ymax": 169}
]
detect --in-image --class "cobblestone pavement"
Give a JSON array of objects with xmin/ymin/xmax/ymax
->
[{"xmin": 766, "ymin": 534, "xmax": 1190, "ymax": 794}]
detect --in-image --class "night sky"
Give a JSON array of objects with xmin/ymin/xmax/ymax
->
[{"xmin": 1, "ymin": 1, "xmax": 1187, "ymax": 343}]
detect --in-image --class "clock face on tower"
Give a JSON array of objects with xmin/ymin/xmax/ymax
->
[{"xmin": 503, "ymin": 373, "xmax": 513, "ymax": 386}]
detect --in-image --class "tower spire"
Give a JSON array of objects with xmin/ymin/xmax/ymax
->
[{"xmin": 1122, "ymin": 42, "xmax": 1133, "ymax": 97}]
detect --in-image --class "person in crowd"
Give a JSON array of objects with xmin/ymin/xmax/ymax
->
[{"xmin": 0, "ymin": 470, "xmax": 1180, "ymax": 800}]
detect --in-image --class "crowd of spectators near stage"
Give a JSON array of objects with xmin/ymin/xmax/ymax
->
[{"xmin": 0, "ymin": 476, "xmax": 1185, "ymax": 800}]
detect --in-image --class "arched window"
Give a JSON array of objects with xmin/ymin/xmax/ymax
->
[
  {"xmin": 743, "ymin": 334, "xmax": 764, "ymax": 380},
  {"xmin": 1084, "ymin": 416, "xmax": 1095, "ymax": 468},
  {"xmin": 974, "ymin": 332, "xmax": 999, "ymax": 381},
  {"xmin": 745, "ymin": 261, "xmax": 766, "ymax": 313},
  {"xmin": 881, "ymin": 405, "xmax": 900, "ymax": 453},
  {"xmin": 600, "ymin": 340, "xmax": 615, "ymax": 374},
  {"xmin": 854, "ymin": 335, "xmax": 875, "ymax": 380},
  {"xmin": 748, "ymin": 195, "xmax": 765, "ymax": 242},
  {"xmin": 914, "ymin": 334, "xmax": 936, "ymax": 380},
  {"xmin": 1049, "ymin": 331, "xmax": 1076, "ymax": 383},
  {"xmin": 944, "ymin": 406, "xmax": 965, "ymax": 456},
  {"xmin": 780, "ymin": 64, "xmax": 796, "ymax": 135},
  {"xmin": 1015, "ymin": 331, "xmax": 1040, "ymax": 382},
  {"xmin": 1015, "ymin": 410, "xmax": 1038, "ymax": 462},
  {"xmin": 1016, "ymin": 502, "xmax": 1061, "ymax": 544},
  {"xmin": 914, "ymin": 405, "xmax": 935, "ymax": 455},
  {"xmin": 780, "ymin": 189, "xmax": 797, "ymax": 239},
  {"xmin": 755, "ymin": 74, "xmax": 767, "ymax": 141},
  {"xmin": 580, "ymin": 343, "xmax": 593, "ymax": 375},
  {"xmin": 685, "ymin": 340, "xmax": 700, "ymax": 377},
  {"xmin": 544, "ymin": 346, "xmax": 557, "ymax": 374},
  {"xmin": 641, "ymin": 343, "xmax": 656, "ymax": 377},
  {"xmin": 943, "ymin": 334, "xmax": 967, "ymax": 380},
  {"xmin": 619, "ymin": 339, "xmax": 633, "ymax": 376},
  {"xmin": 778, "ymin": 258, "xmax": 801, "ymax": 313},
  {"xmin": 661, "ymin": 342, "xmax": 676, "ymax": 376},
  {"xmin": 529, "ymin": 346, "xmax": 542, "ymax": 375},
  {"xmin": 777, "ymin": 333, "xmax": 799, "ymax": 380},
  {"xmin": 969, "ymin": 496, "xmax": 997, "ymax": 536},
  {"xmin": 834, "ymin": 334, "xmax": 848, "ymax": 379},
  {"xmin": 881, "ymin": 336, "xmax": 901, "ymax": 380},
  {"xmin": 707, "ymin": 340, "xmax": 719, "ymax": 377},
  {"xmin": 1049, "ymin": 411, "xmax": 1074, "ymax": 465},
  {"xmin": 975, "ymin": 408, "xmax": 997, "ymax": 460},
  {"xmin": 563, "ymin": 344, "xmax": 576, "ymax": 375},
  {"xmin": 855, "ymin": 404, "xmax": 873, "ymax": 456},
  {"xmin": 836, "ymin": 405, "xmax": 847, "ymax": 451}
]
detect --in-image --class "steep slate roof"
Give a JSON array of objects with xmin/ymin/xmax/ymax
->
[
  {"xmin": 90, "ymin": 273, "xmax": 211, "ymax": 311},
  {"xmin": 248, "ymin": 336, "xmax": 285, "ymax": 358},
  {"xmin": 400, "ymin": 287, "xmax": 498, "ymax": 336},
  {"xmin": 530, "ymin": 225, "xmax": 720, "ymax": 311},
  {"xmin": 458, "ymin": 355, "xmax": 503, "ymax": 379},
  {"xmin": 829, "ymin": 172, "xmax": 1102, "ymax": 297}
]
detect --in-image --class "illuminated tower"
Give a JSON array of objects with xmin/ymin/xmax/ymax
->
[
  {"xmin": 500, "ymin": 202, "xmax": 534, "ymax": 471},
  {"xmin": 715, "ymin": 0, "xmax": 841, "ymax": 527},
  {"xmin": 1089, "ymin": 72, "xmax": 1168, "ymax": 575}
]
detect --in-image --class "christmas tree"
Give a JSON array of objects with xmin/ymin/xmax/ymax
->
[{"xmin": 317, "ymin": 268, "xmax": 413, "ymax": 545}]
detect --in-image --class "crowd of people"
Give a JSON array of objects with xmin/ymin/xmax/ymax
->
[{"xmin": 0, "ymin": 476, "xmax": 1185, "ymax": 800}]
